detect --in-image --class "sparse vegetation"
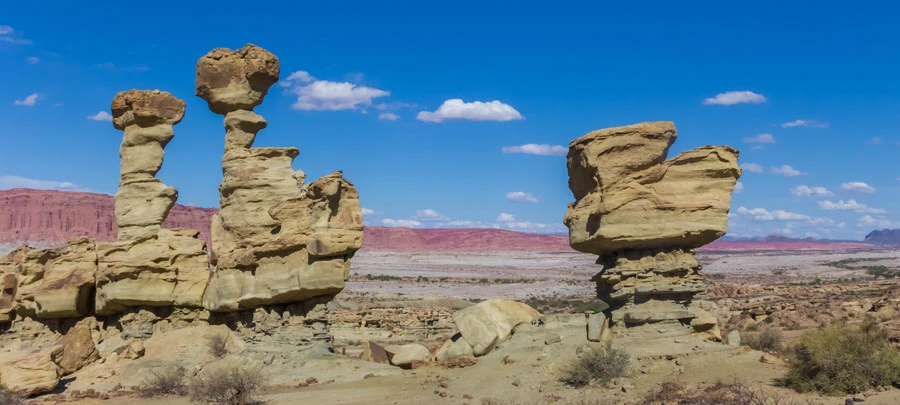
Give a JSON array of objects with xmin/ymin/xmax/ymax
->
[
  {"xmin": 822, "ymin": 258, "xmax": 900, "ymax": 279},
  {"xmin": 364, "ymin": 274, "xmax": 402, "ymax": 281},
  {"xmin": 641, "ymin": 379, "xmax": 816, "ymax": 405},
  {"xmin": 191, "ymin": 362, "xmax": 266, "ymax": 405},
  {"xmin": 140, "ymin": 365, "xmax": 189, "ymax": 398},
  {"xmin": 783, "ymin": 319, "xmax": 900, "ymax": 395},
  {"xmin": 742, "ymin": 328, "xmax": 784, "ymax": 352},
  {"xmin": 207, "ymin": 332, "xmax": 229, "ymax": 358},
  {"xmin": 0, "ymin": 382, "xmax": 26, "ymax": 405},
  {"xmin": 560, "ymin": 341, "xmax": 630, "ymax": 387}
]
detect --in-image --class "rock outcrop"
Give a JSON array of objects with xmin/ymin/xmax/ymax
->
[
  {"xmin": 198, "ymin": 44, "xmax": 363, "ymax": 311},
  {"xmin": 564, "ymin": 122, "xmax": 740, "ymax": 326}
]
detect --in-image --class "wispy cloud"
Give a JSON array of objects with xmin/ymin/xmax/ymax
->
[
  {"xmin": 790, "ymin": 185, "xmax": 834, "ymax": 197},
  {"xmin": 281, "ymin": 70, "xmax": 390, "ymax": 112},
  {"xmin": 495, "ymin": 213, "xmax": 517, "ymax": 222},
  {"xmin": 26, "ymin": 56, "xmax": 39, "ymax": 64},
  {"xmin": 734, "ymin": 181, "xmax": 744, "ymax": 194},
  {"xmin": 0, "ymin": 175, "xmax": 86, "ymax": 191},
  {"xmin": 703, "ymin": 91, "xmax": 766, "ymax": 106},
  {"xmin": 361, "ymin": 208, "xmax": 375, "ymax": 215},
  {"xmin": 87, "ymin": 111, "xmax": 112, "ymax": 121},
  {"xmin": 859, "ymin": 215, "xmax": 893, "ymax": 229},
  {"xmin": 740, "ymin": 162, "xmax": 763, "ymax": 173},
  {"xmin": 781, "ymin": 119, "xmax": 828, "ymax": 129},
  {"xmin": 817, "ymin": 199, "xmax": 886, "ymax": 214},
  {"xmin": 506, "ymin": 191, "xmax": 539, "ymax": 203},
  {"xmin": 417, "ymin": 99, "xmax": 523, "ymax": 123},
  {"xmin": 840, "ymin": 181, "xmax": 876, "ymax": 194},
  {"xmin": 501, "ymin": 144, "xmax": 566, "ymax": 156},
  {"xmin": 743, "ymin": 133, "xmax": 775, "ymax": 144},
  {"xmin": 770, "ymin": 165, "xmax": 805, "ymax": 177},
  {"xmin": 378, "ymin": 112, "xmax": 399, "ymax": 121},
  {"xmin": 869, "ymin": 137, "xmax": 883, "ymax": 145},
  {"xmin": 737, "ymin": 206, "xmax": 810, "ymax": 221},
  {"xmin": 382, "ymin": 218, "xmax": 422, "ymax": 227},
  {"xmin": 413, "ymin": 209, "xmax": 449, "ymax": 222},
  {"xmin": 13, "ymin": 93, "xmax": 39, "ymax": 107},
  {"xmin": 0, "ymin": 25, "xmax": 31, "ymax": 45}
]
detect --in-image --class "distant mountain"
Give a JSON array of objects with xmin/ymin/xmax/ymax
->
[
  {"xmin": 0, "ymin": 189, "xmax": 880, "ymax": 255},
  {"xmin": 720, "ymin": 233, "xmax": 858, "ymax": 244},
  {"xmin": 864, "ymin": 229, "xmax": 900, "ymax": 246}
]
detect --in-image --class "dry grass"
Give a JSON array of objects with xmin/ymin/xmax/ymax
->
[
  {"xmin": 784, "ymin": 318, "xmax": 900, "ymax": 395},
  {"xmin": 190, "ymin": 361, "xmax": 266, "ymax": 405},
  {"xmin": 207, "ymin": 332, "xmax": 229, "ymax": 358},
  {"xmin": 640, "ymin": 379, "xmax": 817, "ymax": 405},
  {"xmin": 560, "ymin": 341, "xmax": 630, "ymax": 388},
  {"xmin": 139, "ymin": 365, "xmax": 189, "ymax": 398},
  {"xmin": 742, "ymin": 328, "xmax": 784, "ymax": 352}
]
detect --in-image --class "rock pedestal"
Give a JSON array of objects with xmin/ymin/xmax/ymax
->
[
  {"xmin": 196, "ymin": 44, "xmax": 364, "ymax": 311},
  {"xmin": 564, "ymin": 122, "xmax": 741, "ymax": 326}
]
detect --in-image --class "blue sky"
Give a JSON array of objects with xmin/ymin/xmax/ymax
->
[{"xmin": 1, "ymin": 1, "xmax": 898, "ymax": 240}]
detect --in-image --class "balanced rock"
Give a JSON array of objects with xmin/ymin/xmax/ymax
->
[
  {"xmin": 564, "ymin": 122, "xmax": 740, "ymax": 326},
  {"xmin": 452, "ymin": 299, "xmax": 541, "ymax": 356},
  {"xmin": 198, "ymin": 44, "xmax": 363, "ymax": 311}
]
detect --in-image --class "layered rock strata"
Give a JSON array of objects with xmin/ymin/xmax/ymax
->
[
  {"xmin": 564, "ymin": 122, "xmax": 740, "ymax": 326},
  {"xmin": 197, "ymin": 44, "xmax": 363, "ymax": 311}
]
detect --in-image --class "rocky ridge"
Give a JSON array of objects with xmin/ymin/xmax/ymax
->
[{"xmin": 564, "ymin": 121, "xmax": 741, "ymax": 327}]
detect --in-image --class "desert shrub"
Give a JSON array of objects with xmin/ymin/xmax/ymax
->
[
  {"xmin": 0, "ymin": 383, "xmax": 26, "ymax": 405},
  {"xmin": 742, "ymin": 328, "xmax": 784, "ymax": 352},
  {"xmin": 561, "ymin": 341, "xmax": 630, "ymax": 387},
  {"xmin": 191, "ymin": 362, "xmax": 266, "ymax": 405},
  {"xmin": 139, "ymin": 365, "xmax": 189, "ymax": 398},
  {"xmin": 207, "ymin": 332, "xmax": 229, "ymax": 358},
  {"xmin": 641, "ymin": 379, "xmax": 813, "ymax": 405},
  {"xmin": 783, "ymin": 319, "xmax": 900, "ymax": 395}
]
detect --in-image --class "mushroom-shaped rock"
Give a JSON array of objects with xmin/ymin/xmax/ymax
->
[
  {"xmin": 195, "ymin": 44, "xmax": 280, "ymax": 114},
  {"xmin": 111, "ymin": 89, "xmax": 185, "ymax": 130}
]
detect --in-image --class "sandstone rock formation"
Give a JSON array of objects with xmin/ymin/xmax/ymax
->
[
  {"xmin": 564, "ymin": 122, "xmax": 740, "ymax": 326},
  {"xmin": 451, "ymin": 299, "xmax": 541, "ymax": 356},
  {"xmin": 197, "ymin": 44, "xmax": 363, "ymax": 311}
]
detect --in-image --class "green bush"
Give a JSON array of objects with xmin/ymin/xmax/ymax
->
[
  {"xmin": 784, "ymin": 319, "xmax": 900, "ymax": 395},
  {"xmin": 561, "ymin": 341, "xmax": 630, "ymax": 387}
]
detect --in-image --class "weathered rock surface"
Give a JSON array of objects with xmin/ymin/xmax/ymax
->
[
  {"xmin": 0, "ymin": 345, "xmax": 60, "ymax": 395},
  {"xmin": 435, "ymin": 334, "xmax": 475, "ymax": 361},
  {"xmin": 564, "ymin": 122, "xmax": 740, "ymax": 326},
  {"xmin": 52, "ymin": 322, "xmax": 99, "ymax": 376},
  {"xmin": 384, "ymin": 343, "xmax": 432, "ymax": 367},
  {"xmin": 198, "ymin": 44, "xmax": 363, "ymax": 311},
  {"xmin": 452, "ymin": 299, "xmax": 541, "ymax": 356}
]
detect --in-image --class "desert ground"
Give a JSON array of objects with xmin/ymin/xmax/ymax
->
[{"xmin": 34, "ymin": 247, "xmax": 900, "ymax": 405}]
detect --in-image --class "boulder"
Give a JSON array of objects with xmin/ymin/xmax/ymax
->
[
  {"xmin": 586, "ymin": 312, "xmax": 609, "ymax": 342},
  {"xmin": 52, "ymin": 324, "xmax": 99, "ymax": 376},
  {"xmin": 435, "ymin": 334, "xmax": 475, "ymax": 361},
  {"xmin": 361, "ymin": 341, "xmax": 389, "ymax": 364},
  {"xmin": 195, "ymin": 44, "xmax": 280, "ymax": 114},
  {"xmin": 7, "ymin": 238, "xmax": 96, "ymax": 319},
  {"xmin": 690, "ymin": 308, "xmax": 722, "ymax": 342},
  {"xmin": 452, "ymin": 299, "xmax": 541, "ymax": 356},
  {"xmin": 0, "ymin": 346, "xmax": 60, "ymax": 395},
  {"xmin": 384, "ymin": 344, "xmax": 432, "ymax": 368},
  {"xmin": 564, "ymin": 122, "xmax": 740, "ymax": 326}
]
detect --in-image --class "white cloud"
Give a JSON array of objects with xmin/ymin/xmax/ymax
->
[
  {"xmin": 26, "ymin": 56, "xmax": 39, "ymax": 64},
  {"xmin": 378, "ymin": 112, "xmax": 399, "ymax": 121},
  {"xmin": 502, "ymin": 221, "xmax": 567, "ymax": 233},
  {"xmin": 859, "ymin": 215, "xmax": 893, "ymax": 229},
  {"xmin": 743, "ymin": 133, "xmax": 775, "ymax": 144},
  {"xmin": 361, "ymin": 208, "xmax": 375, "ymax": 215},
  {"xmin": 13, "ymin": 93, "xmax": 39, "ymax": 107},
  {"xmin": 790, "ymin": 185, "xmax": 834, "ymax": 197},
  {"xmin": 413, "ymin": 209, "xmax": 449, "ymax": 222},
  {"xmin": 87, "ymin": 111, "xmax": 112, "ymax": 121},
  {"xmin": 740, "ymin": 163, "xmax": 763, "ymax": 173},
  {"xmin": 781, "ymin": 119, "xmax": 828, "ymax": 129},
  {"xmin": 702, "ymin": 91, "xmax": 767, "ymax": 106},
  {"xmin": 840, "ymin": 181, "xmax": 876, "ymax": 194},
  {"xmin": 417, "ymin": 99, "xmax": 523, "ymax": 123},
  {"xmin": 734, "ymin": 181, "xmax": 744, "ymax": 194},
  {"xmin": 381, "ymin": 218, "xmax": 422, "ymax": 228},
  {"xmin": 736, "ymin": 206, "xmax": 810, "ymax": 221},
  {"xmin": 501, "ymin": 144, "xmax": 567, "ymax": 157},
  {"xmin": 0, "ymin": 175, "xmax": 85, "ymax": 191},
  {"xmin": 0, "ymin": 25, "xmax": 30, "ymax": 45},
  {"xmin": 506, "ymin": 191, "xmax": 539, "ymax": 203},
  {"xmin": 817, "ymin": 199, "xmax": 886, "ymax": 214},
  {"xmin": 870, "ymin": 137, "xmax": 883, "ymax": 145},
  {"xmin": 770, "ymin": 165, "xmax": 805, "ymax": 177},
  {"xmin": 496, "ymin": 213, "xmax": 517, "ymax": 222},
  {"xmin": 280, "ymin": 70, "xmax": 390, "ymax": 112}
]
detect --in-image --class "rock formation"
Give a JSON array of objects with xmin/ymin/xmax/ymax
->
[
  {"xmin": 197, "ymin": 44, "xmax": 364, "ymax": 311},
  {"xmin": 564, "ymin": 121, "xmax": 740, "ymax": 326},
  {"xmin": 0, "ymin": 44, "xmax": 365, "ymax": 395}
]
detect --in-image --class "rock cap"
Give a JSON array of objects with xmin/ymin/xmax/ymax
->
[
  {"xmin": 195, "ymin": 44, "xmax": 280, "ymax": 115},
  {"xmin": 111, "ymin": 90, "xmax": 186, "ymax": 130}
]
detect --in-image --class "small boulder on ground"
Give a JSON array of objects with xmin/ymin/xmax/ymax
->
[
  {"xmin": 384, "ymin": 344, "xmax": 432, "ymax": 368},
  {"xmin": 451, "ymin": 299, "xmax": 541, "ymax": 356},
  {"xmin": 435, "ymin": 334, "xmax": 475, "ymax": 361}
]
